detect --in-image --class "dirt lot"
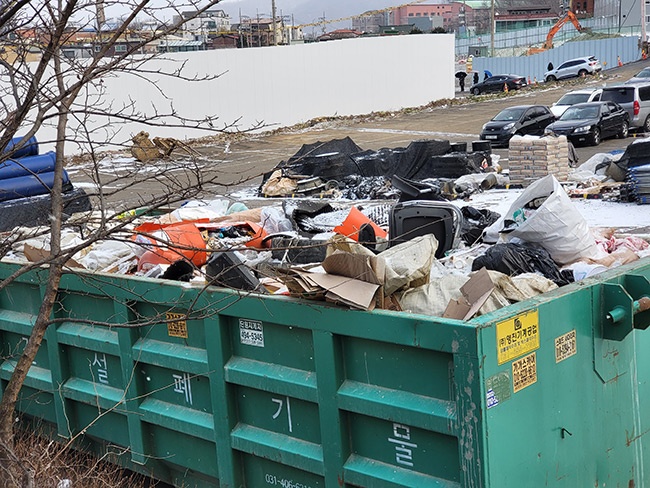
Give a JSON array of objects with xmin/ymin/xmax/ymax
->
[{"xmin": 73, "ymin": 59, "xmax": 650, "ymax": 206}]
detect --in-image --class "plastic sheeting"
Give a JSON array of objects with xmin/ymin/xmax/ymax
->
[{"xmin": 483, "ymin": 174, "xmax": 600, "ymax": 265}]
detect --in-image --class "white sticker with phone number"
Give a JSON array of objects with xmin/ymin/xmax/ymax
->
[{"xmin": 240, "ymin": 319, "xmax": 264, "ymax": 347}]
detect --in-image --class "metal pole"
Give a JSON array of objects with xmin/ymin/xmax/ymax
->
[
  {"xmin": 490, "ymin": 0, "xmax": 495, "ymax": 57},
  {"xmin": 641, "ymin": 0, "xmax": 647, "ymax": 51},
  {"xmin": 271, "ymin": 0, "xmax": 278, "ymax": 45}
]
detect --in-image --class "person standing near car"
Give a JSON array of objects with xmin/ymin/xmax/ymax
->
[
  {"xmin": 473, "ymin": 72, "xmax": 479, "ymax": 85},
  {"xmin": 455, "ymin": 71, "xmax": 467, "ymax": 92},
  {"xmin": 547, "ymin": 62, "xmax": 554, "ymax": 71}
]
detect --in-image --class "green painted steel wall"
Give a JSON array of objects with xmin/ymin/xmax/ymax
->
[{"xmin": 0, "ymin": 257, "xmax": 648, "ymax": 487}]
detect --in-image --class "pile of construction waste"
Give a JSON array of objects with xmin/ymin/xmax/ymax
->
[
  {"xmin": 3, "ymin": 136, "xmax": 650, "ymax": 320},
  {"xmin": 258, "ymin": 137, "xmax": 495, "ymax": 200}
]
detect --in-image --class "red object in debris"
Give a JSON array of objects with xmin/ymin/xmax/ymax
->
[
  {"xmin": 333, "ymin": 206, "xmax": 388, "ymax": 242},
  {"xmin": 243, "ymin": 221, "xmax": 268, "ymax": 249},
  {"xmin": 134, "ymin": 221, "xmax": 209, "ymax": 272},
  {"xmin": 199, "ymin": 221, "xmax": 269, "ymax": 249}
]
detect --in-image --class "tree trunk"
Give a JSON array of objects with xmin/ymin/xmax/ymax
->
[
  {"xmin": 0, "ymin": 73, "xmax": 70, "ymax": 486},
  {"xmin": 0, "ymin": 266, "xmax": 62, "ymax": 487}
]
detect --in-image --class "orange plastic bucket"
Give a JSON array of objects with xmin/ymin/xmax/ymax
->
[
  {"xmin": 333, "ymin": 206, "xmax": 388, "ymax": 242},
  {"xmin": 134, "ymin": 222, "xmax": 208, "ymax": 271}
]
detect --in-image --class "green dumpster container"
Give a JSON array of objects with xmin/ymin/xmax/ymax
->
[{"xmin": 0, "ymin": 257, "xmax": 649, "ymax": 487}]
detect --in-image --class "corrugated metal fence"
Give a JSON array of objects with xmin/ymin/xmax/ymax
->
[
  {"xmin": 455, "ymin": 17, "xmax": 638, "ymax": 57},
  {"xmin": 469, "ymin": 36, "xmax": 640, "ymax": 84}
]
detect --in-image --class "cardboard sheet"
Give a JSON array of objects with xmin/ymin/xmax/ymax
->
[
  {"xmin": 285, "ymin": 269, "xmax": 380, "ymax": 311},
  {"xmin": 321, "ymin": 250, "xmax": 384, "ymax": 285},
  {"xmin": 443, "ymin": 267, "xmax": 494, "ymax": 320}
]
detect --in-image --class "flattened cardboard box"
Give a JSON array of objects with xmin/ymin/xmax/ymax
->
[{"xmin": 443, "ymin": 267, "xmax": 494, "ymax": 321}]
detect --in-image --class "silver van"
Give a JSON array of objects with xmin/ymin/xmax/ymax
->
[{"xmin": 600, "ymin": 84, "xmax": 650, "ymax": 131}]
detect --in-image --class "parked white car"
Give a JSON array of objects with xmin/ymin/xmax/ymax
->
[
  {"xmin": 544, "ymin": 56, "xmax": 602, "ymax": 82},
  {"xmin": 550, "ymin": 88, "xmax": 603, "ymax": 117}
]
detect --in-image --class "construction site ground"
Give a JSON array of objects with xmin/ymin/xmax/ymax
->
[{"xmin": 71, "ymin": 59, "xmax": 650, "ymax": 208}]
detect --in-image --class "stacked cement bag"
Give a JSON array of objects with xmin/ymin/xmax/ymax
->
[
  {"xmin": 0, "ymin": 136, "xmax": 72, "ymax": 202},
  {"xmin": 508, "ymin": 135, "xmax": 570, "ymax": 187}
]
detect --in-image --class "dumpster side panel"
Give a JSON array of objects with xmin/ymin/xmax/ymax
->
[
  {"xmin": 478, "ymin": 259, "xmax": 650, "ymax": 487},
  {"xmin": 0, "ymin": 263, "xmax": 484, "ymax": 488},
  {"xmin": 4, "ymin": 258, "xmax": 647, "ymax": 487}
]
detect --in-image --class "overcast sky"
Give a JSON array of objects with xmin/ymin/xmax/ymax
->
[{"xmin": 218, "ymin": 0, "xmax": 411, "ymax": 26}]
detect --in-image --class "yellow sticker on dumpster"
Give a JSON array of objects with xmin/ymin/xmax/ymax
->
[
  {"xmin": 496, "ymin": 310, "xmax": 539, "ymax": 365},
  {"xmin": 166, "ymin": 312, "xmax": 188, "ymax": 338},
  {"xmin": 512, "ymin": 352, "xmax": 537, "ymax": 393}
]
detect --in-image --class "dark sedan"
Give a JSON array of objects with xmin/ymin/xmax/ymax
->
[
  {"xmin": 470, "ymin": 74, "xmax": 527, "ymax": 95},
  {"xmin": 480, "ymin": 105, "xmax": 556, "ymax": 146},
  {"xmin": 544, "ymin": 101, "xmax": 629, "ymax": 146}
]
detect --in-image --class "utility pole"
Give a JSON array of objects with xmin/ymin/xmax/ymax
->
[
  {"xmin": 642, "ymin": 0, "xmax": 647, "ymax": 52},
  {"xmin": 96, "ymin": 0, "xmax": 105, "ymax": 30},
  {"xmin": 490, "ymin": 0, "xmax": 495, "ymax": 57},
  {"xmin": 239, "ymin": 9, "xmax": 243, "ymax": 47},
  {"xmin": 271, "ymin": 0, "xmax": 278, "ymax": 45},
  {"xmin": 618, "ymin": 0, "xmax": 622, "ymax": 32}
]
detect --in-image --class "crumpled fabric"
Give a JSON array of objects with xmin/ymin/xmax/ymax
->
[
  {"xmin": 399, "ymin": 270, "xmax": 557, "ymax": 317},
  {"xmin": 596, "ymin": 235, "xmax": 649, "ymax": 253}
]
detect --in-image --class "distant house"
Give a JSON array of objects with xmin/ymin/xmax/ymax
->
[
  {"xmin": 210, "ymin": 34, "xmax": 239, "ymax": 49},
  {"xmin": 390, "ymin": 3, "xmax": 460, "ymax": 32},
  {"xmin": 0, "ymin": 29, "xmax": 44, "ymax": 63},
  {"xmin": 388, "ymin": 0, "xmax": 587, "ymax": 35},
  {"xmin": 156, "ymin": 36, "xmax": 205, "ymax": 53},
  {"xmin": 174, "ymin": 8, "xmax": 231, "ymax": 35},
  {"xmin": 61, "ymin": 44, "xmax": 94, "ymax": 59},
  {"xmin": 317, "ymin": 29, "xmax": 362, "ymax": 41},
  {"xmin": 231, "ymin": 17, "xmax": 298, "ymax": 46}
]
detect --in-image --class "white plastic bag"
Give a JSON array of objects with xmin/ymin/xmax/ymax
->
[
  {"xmin": 260, "ymin": 206, "xmax": 293, "ymax": 234},
  {"xmin": 485, "ymin": 175, "xmax": 598, "ymax": 265}
]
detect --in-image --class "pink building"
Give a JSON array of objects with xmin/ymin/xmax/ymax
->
[{"xmin": 389, "ymin": 3, "xmax": 466, "ymax": 31}]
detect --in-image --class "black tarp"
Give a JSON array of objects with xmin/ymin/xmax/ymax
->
[
  {"xmin": 260, "ymin": 137, "xmax": 363, "ymax": 185},
  {"xmin": 616, "ymin": 139, "xmax": 650, "ymax": 171},
  {"xmin": 352, "ymin": 139, "xmax": 452, "ymax": 179},
  {"xmin": 396, "ymin": 151, "xmax": 486, "ymax": 180},
  {"xmin": 259, "ymin": 137, "xmax": 486, "ymax": 197}
]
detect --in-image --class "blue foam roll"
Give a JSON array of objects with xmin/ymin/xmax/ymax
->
[
  {"xmin": 0, "ymin": 170, "xmax": 71, "ymax": 202},
  {"xmin": 3, "ymin": 136, "xmax": 39, "ymax": 158},
  {"xmin": 0, "ymin": 152, "xmax": 56, "ymax": 180}
]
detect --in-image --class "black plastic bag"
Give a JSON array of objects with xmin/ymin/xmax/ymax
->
[
  {"xmin": 471, "ymin": 243, "xmax": 573, "ymax": 286},
  {"xmin": 460, "ymin": 206, "xmax": 501, "ymax": 246}
]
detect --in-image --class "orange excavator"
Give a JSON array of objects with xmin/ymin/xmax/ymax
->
[{"xmin": 527, "ymin": 11, "xmax": 585, "ymax": 55}]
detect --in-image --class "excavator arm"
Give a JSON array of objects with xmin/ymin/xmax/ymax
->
[{"xmin": 542, "ymin": 11, "xmax": 583, "ymax": 49}]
